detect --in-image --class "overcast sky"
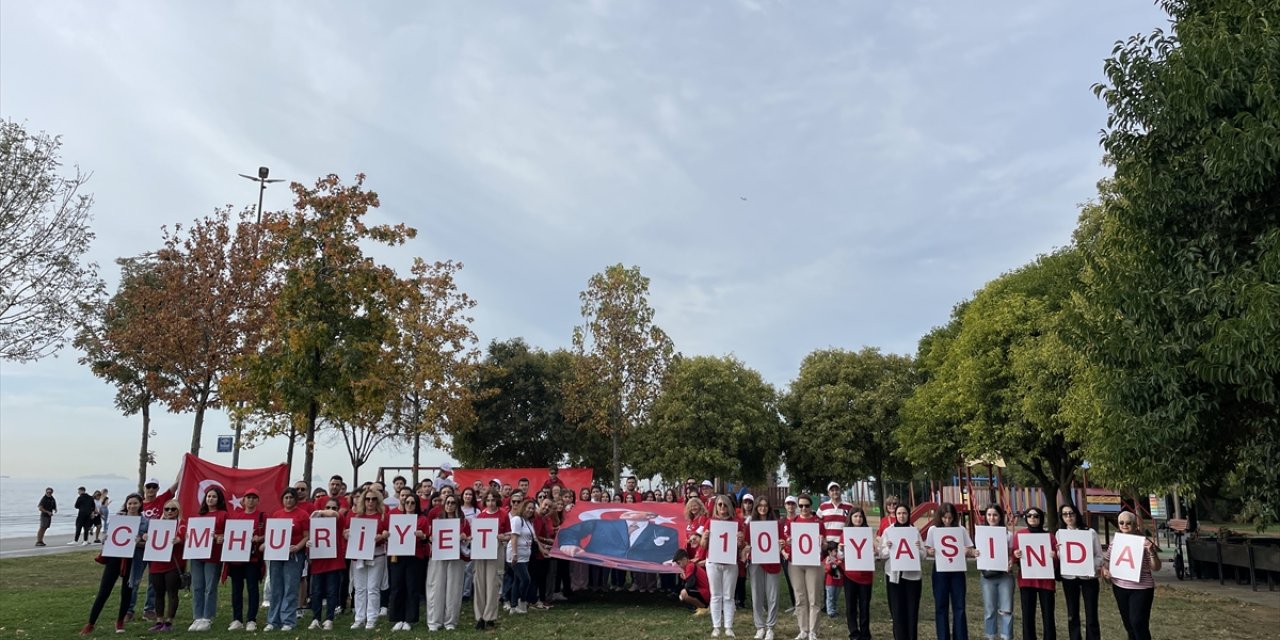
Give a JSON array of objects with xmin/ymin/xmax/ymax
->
[{"xmin": 0, "ymin": 1, "xmax": 1169, "ymax": 485}]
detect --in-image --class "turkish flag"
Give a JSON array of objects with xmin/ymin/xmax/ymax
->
[
  {"xmin": 550, "ymin": 502, "xmax": 687, "ymax": 573},
  {"xmin": 177, "ymin": 453, "xmax": 289, "ymax": 518},
  {"xmin": 453, "ymin": 467, "xmax": 593, "ymax": 496}
]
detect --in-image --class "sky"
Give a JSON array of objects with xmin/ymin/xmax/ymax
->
[{"xmin": 0, "ymin": 1, "xmax": 1171, "ymax": 486}]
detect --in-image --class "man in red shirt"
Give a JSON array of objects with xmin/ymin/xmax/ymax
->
[
  {"xmin": 818, "ymin": 482, "xmax": 853, "ymax": 545},
  {"xmin": 539, "ymin": 467, "xmax": 568, "ymax": 494},
  {"xmin": 622, "ymin": 476, "xmax": 643, "ymax": 503},
  {"xmin": 699, "ymin": 481, "xmax": 715, "ymax": 509},
  {"xmin": 674, "ymin": 548, "xmax": 710, "ymax": 614},
  {"xmin": 141, "ymin": 477, "xmax": 178, "ymax": 521}
]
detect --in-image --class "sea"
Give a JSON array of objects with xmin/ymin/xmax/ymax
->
[{"xmin": 0, "ymin": 476, "xmax": 142, "ymax": 540}]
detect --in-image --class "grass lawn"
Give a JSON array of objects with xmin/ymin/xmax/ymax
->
[{"xmin": 0, "ymin": 550, "xmax": 1274, "ymax": 639}]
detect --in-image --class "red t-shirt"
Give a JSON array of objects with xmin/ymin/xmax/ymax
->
[
  {"xmin": 226, "ymin": 509, "xmax": 266, "ymax": 562},
  {"xmin": 309, "ymin": 513, "xmax": 347, "ymax": 574},
  {"xmin": 142, "ymin": 490, "xmax": 175, "ymax": 520},
  {"xmin": 683, "ymin": 562, "xmax": 711, "ymax": 603},
  {"xmin": 748, "ymin": 520, "xmax": 782, "ymax": 574},
  {"xmin": 149, "ymin": 522, "xmax": 186, "ymax": 574},
  {"xmin": 187, "ymin": 510, "xmax": 228, "ymax": 563},
  {"xmin": 271, "ymin": 507, "xmax": 310, "ymax": 548},
  {"xmin": 824, "ymin": 554, "xmax": 843, "ymax": 586},
  {"xmin": 429, "ymin": 516, "xmax": 472, "ymax": 561},
  {"xmin": 1013, "ymin": 529, "xmax": 1057, "ymax": 591}
]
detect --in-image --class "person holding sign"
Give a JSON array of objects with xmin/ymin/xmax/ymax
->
[
  {"xmin": 347, "ymin": 488, "xmax": 390, "ymax": 631},
  {"xmin": 699, "ymin": 494, "xmax": 745, "ymax": 638},
  {"xmin": 78, "ymin": 494, "xmax": 148, "ymax": 636},
  {"xmin": 878, "ymin": 503, "xmax": 924, "ymax": 640},
  {"xmin": 924, "ymin": 503, "xmax": 977, "ymax": 640},
  {"xmin": 745, "ymin": 496, "xmax": 782, "ymax": 640},
  {"xmin": 840, "ymin": 507, "xmax": 875, "ymax": 640},
  {"xmin": 307, "ymin": 497, "xmax": 346, "ymax": 630},
  {"xmin": 472, "ymin": 491, "xmax": 513, "ymax": 630},
  {"xmin": 1100, "ymin": 512, "xmax": 1160, "ymax": 640},
  {"xmin": 977, "ymin": 505, "xmax": 1015, "ymax": 640},
  {"xmin": 1057, "ymin": 505, "xmax": 1103, "ymax": 640},
  {"xmin": 264, "ymin": 488, "xmax": 310, "ymax": 631},
  {"xmin": 1011, "ymin": 508, "xmax": 1057, "ymax": 640},
  {"xmin": 427, "ymin": 493, "xmax": 472, "ymax": 630},
  {"xmin": 225, "ymin": 488, "xmax": 266, "ymax": 632},
  {"xmin": 187, "ymin": 486, "xmax": 229, "ymax": 632},
  {"xmin": 782, "ymin": 493, "xmax": 825, "ymax": 640},
  {"xmin": 145, "ymin": 500, "xmax": 184, "ymax": 633},
  {"xmin": 387, "ymin": 493, "xmax": 428, "ymax": 631}
]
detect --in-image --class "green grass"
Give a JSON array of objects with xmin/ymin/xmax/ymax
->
[{"xmin": 0, "ymin": 550, "xmax": 1274, "ymax": 639}]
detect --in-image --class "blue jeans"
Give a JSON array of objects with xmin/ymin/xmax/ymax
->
[
  {"xmin": 512, "ymin": 562, "xmax": 535, "ymax": 605},
  {"xmin": 189, "ymin": 560, "xmax": 221, "ymax": 621},
  {"xmin": 128, "ymin": 558, "xmax": 151, "ymax": 614},
  {"xmin": 268, "ymin": 553, "xmax": 305, "ymax": 627},
  {"xmin": 824, "ymin": 584, "xmax": 839, "ymax": 616},
  {"xmin": 933, "ymin": 570, "xmax": 969, "ymax": 640},
  {"xmin": 310, "ymin": 570, "xmax": 343, "ymax": 622},
  {"xmin": 981, "ymin": 573, "xmax": 1015, "ymax": 640}
]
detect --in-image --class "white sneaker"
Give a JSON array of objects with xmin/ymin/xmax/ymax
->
[
  {"xmin": 281, "ymin": 626, "xmax": 293, "ymax": 632},
  {"xmin": 244, "ymin": 621, "xmax": 257, "ymax": 631},
  {"xmin": 365, "ymin": 622, "xmax": 376, "ymax": 630},
  {"xmin": 393, "ymin": 622, "xmax": 405, "ymax": 631},
  {"xmin": 200, "ymin": 619, "xmax": 213, "ymax": 631},
  {"xmin": 309, "ymin": 620, "xmax": 322, "ymax": 630},
  {"xmin": 726, "ymin": 630, "xmax": 736, "ymax": 637},
  {"xmin": 765, "ymin": 631, "xmax": 775, "ymax": 640},
  {"xmin": 403, "ymin": 623, "xmax": 414, "ymax": 631},
  {"xmin": 379, "ymin": 607, "xmax": 388, "ymax": 617},
  {"xmin": 755, "ymin": 630, "xmax": 766, "ymax": 639},
  {"xmin": 444, "ymin": 625, "xmax": 455, "ymax": 631},
  {"xmin": 322, "ymin": 620, "xmax": 333, "ymax": 630},
  {"xmin": 809, "ymin": 633, "xmax": 818, "ymax": 640},
  {"xmin": 712, "ymin": 630, "xmax": 722, "ymax": 638},
  {"xmin": 263, "ymin": 624, "xmax": 275, "ymax": 631},
  {"xmin": 228, "ymin": 620, "xmax": 244, "ymax": 631},
  {"xmin": 794, "ymin": 633, "xmax": 807, "ymax": 640},
  {"xmin": 351, "ymin": 620, "xmax": 366, "ymax": 630},
  {"xmin": 188, "ymin": 621, "xmax": 201, "ymax": 632}
]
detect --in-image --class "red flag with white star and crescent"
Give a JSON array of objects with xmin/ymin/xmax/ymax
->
[{"xmin": 176, "ymin": 453, "xmax": 289, "ymax": 518}]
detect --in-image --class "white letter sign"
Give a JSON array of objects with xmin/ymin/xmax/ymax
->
[
  {"xmin": 471, "ymin": 518, "xmax": 499, "ymax": 560},
  {"xmin": 183, "ymin": 517, "xmax": 216, "ymax": 560},
  {"xmin": 884, "ymin": 527, "xmax": 922, "ymax": 573},
  {"xmin": 842, "ymin": 527, "xmax": 875, "ymax": 572},
  {"xmin": 975, "ymin": 526, "xmax": 1009, "ymax": 572},
  {"xmin": 750, "ymin": 521, "xmax": 780, "ymax": 565},
  {"xmin": 1108, "ymin": 533, "xmax": 1146, "ymax": 583},
  {"xmin": 930, "ymin": 527, "xmax": 970, "ymax": 573},
  {"xmin": 103, "ymin": 515, "xmax": 141, "ymax": 559},
  {"xmin": 1057, "ymin": 529, "xmax": 1096, "ymax": 578},
  {"xmin": 790, "ymin": 522, "xmax": 822, "ymax": 567},
  {"xmin": 345, "ymin": 518, "xmax": 377, "ymax": 560},
  {"xmin": 388, "ymin": 514, "xmax": 419, "ymax": 557},
  {"xmin": 1018, "ymin": 533, "xmax": 1055, "ymax": 580},
  {"xmin": 308, "ymin": 518, "xmax": 337, "ymax": 559},
  {"xmin": 143, "ymin": 519, "xmax": 177, "ymax": 562},
  {"xmin": 263, "ymin": 519, "xmax": 293, "ymax": 561},
  {"xmin": 432, "ymin": 518, "xmax": 461, "ymax": 560},
  {"xmin": 707, "ymin": 520, "xmax": 739, "ymax": 565},
  {"xmin": 220, "ymin": 518, "xmax": 254, "ymax": 563}
]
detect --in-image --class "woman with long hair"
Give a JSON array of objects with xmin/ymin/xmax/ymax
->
[
  {"xmin": 879, "ymin": 503, "xmax": 924, "ymax": 640},
  {"xmin": 1058, "ymin": 504, "xmax": 1102, "ymax": 640},
  {"xmin": 1012, "ymin": 507, "xmax": 1057, "ymax": 640},
  {"xmin": 699, "ymin": 493, "xmax": 744, "ymax": 637},
  {"xmin": 783, "ymin": 493, "xmax": 825, "ymax": 640},
  {"xmin": 746, "ymin": 496, "xmax": 782, "ymax": 640},
  {"xmin": 348, "ymin": 488, "xmax": 390, "ymax": 630},
  {"xmin": 924, "ymin": 502, "xmax": 976, "ymax": 640},
  {"xmin": 473, "ymin": 491, "xmax": 512, "ymax": 630},
  {"xmin": 189, "ymin": 486, "xmax": 228, "ymax": 632},
  {"xmin": 665, "ymin": 488, "xmax": 679, "ymax": 504},
  {"xmin": 307, "ymin": 497, "xmax": 346, "ymax": 631},
  {"xmin": 265, "ymin": 488, "xmax": 310, "ymax": 632},
  {"xmin": 684, "ymin": 497, "xmax": 710, "ymax": 556},
  {"xmin": 458, "ymin": 487, "xmax": 480, "ymax": 602},
  {"xmin": 1100, "ymin": 511, "xmax": 1160, "ymax": 640},
  {"xmin": 427, "ymin": 493, "xmax": 472, "ymax": 630},
  {"xmin": 978, "ymin": 504, "xmax": 1015, "ymax": 640},
  {"xmin": 387, "ymin": 493, "xmax": 427, "ymax": 632},
  {"xmin": 225, "ymin": 488, "xmax": 265, "ymax": 631},
  {"xmin": 842, "ymin": 506, "xmax": 874, "ymax": 640},
  {"xmin": 507, "ymin": 500, "xmax": 541, "ymax": 614},
  {"xmin": 78, "ymin": 493, "xmax": 148, "ymax": 635}
]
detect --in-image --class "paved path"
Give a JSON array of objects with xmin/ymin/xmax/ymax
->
[{"xmin": 0, "ymin": 533, "xmax": 101, "ymax": 560}]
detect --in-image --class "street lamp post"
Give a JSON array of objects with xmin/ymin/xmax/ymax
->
[{"xmin": 232, "ymin": 166, "xmax": 283, "ymax": 469}]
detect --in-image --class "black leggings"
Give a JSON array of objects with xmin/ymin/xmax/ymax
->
[
  {"xmin": 843, "ymin": 577, "xmax": 872, "ymax": 640},
  {"xmin": 886, "ymin": 577, "xmax": 921, "ymax": 640},
  {"xmin": 1062, "ymin": 578, "xmax": 1100, "ymax": 640},
  {"xmin": 88, "ymin": 559, "xmax": 133, "ymax": 626},
  {"xmin": 1020, "ymin": 586, "xmax": 1057, "ymax": 640},
  {"xmin": 149, "ymin": 570, "xmax": 181, "ymax": 621},
  {"xmin": 1112, "ymin": 586, "xmax": 1154, "ymax": 640}
]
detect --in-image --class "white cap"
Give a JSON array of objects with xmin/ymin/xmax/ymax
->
[
  {"xmin": 145, "ymin": 477, "xmax": 161, "ymax": 487},
  {"xmin": 742, "ymin": 493, "xmax": 755, "ymax": 502},
  {"xmin": 785, "ymin": 495, "xmax": 798, "ymax": 504},
  {"xmin": 439, "ymin": 462, "xmax": 453, "ymax": 474},
  {"xmin": 827, "ymin": 481, "xmax": 841, "ymax": 491},
  {"xmin": 701, "ymin": 480, "xmax": 713, "ymax": 487}
]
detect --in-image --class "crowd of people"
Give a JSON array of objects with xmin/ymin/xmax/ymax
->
[{"xmin": 62, "ymin": 468, "xmax": 1161, "ymax": 640}]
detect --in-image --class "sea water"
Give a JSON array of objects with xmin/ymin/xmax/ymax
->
[{"xmin": 0, "ymin": 476, "xmax": 140, "ymax": 540}]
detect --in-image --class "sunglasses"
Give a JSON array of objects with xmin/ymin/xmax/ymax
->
[
  {"xmin": 163, "ymin": 507, "xmax": 178, "ymax": 512},
  {"xmin": 798, "ymin": 504, "xmax": 812, "ymax": 508},
  {"xmin": 446, "ymin": 500, "xmax": 458, "ymax": 505},
  {"xmin": 1026, "ymin": 513, "xmax": 1042, "ymax": 519},
  {"xmin": 364, "ymin": 497, "xmax": 379, "ymax": 502}
]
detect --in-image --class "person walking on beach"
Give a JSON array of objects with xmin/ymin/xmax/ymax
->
[
  {"xmin": 36, "ymin": 487, "xmax": 56, "ymax": 546},
  {"xmin": 73, "ymin": 487, "xmax": 96, "ymax": 545}
]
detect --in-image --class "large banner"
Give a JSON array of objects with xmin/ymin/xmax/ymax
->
[
  {"xmin": 454, "ymin": 467, "xmax": 593, "ymax": 496},
  {"xmin": 177, "ymin": 453, "xmax": 289, "ymax": 521},
  {"xmin": 551, "ymin": 503, "xmax": 686, "ymax": 573}
]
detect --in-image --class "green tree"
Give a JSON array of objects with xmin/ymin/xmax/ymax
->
[
  {"xmin": 233, "ymin": 174, "xmax": 415, "ymax": 485},
  {"xmin": 0, "ymin": 120, "xmax": 105, "ymax": 362},
  {"xmin": 782, "ymin": 347, "xmax": 915, "ymax": 504},
  {"xmin": 632, "ymin": 355, "xmax": 782, "ymax": 487},
  {"xmin": 1078, "ymin": 0, "xmax": 1279, "ymax": 524},
  {"xmin": 898, "ymin": 314, "xmax": 967, "ymax": 479},
  {"xmin": 566, "ymin": 264, "xmax": 675, "ymax": 491}
]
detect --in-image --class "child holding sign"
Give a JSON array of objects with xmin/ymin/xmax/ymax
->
[
  {"xmin": 924, "ymin": 503, "xmax": 976, "ymax": 640},
  {"xmin": 1100, "ymin": 512, "xmax": 1160, "ymax": 640}
]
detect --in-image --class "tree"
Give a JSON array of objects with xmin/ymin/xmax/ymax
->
[
  {"xmin": 632, "ymin": 355, "xmax": 782, "ymax": 487},
  {"xmin": 1078, "ymin": 0, "xmax": 1279, "ymax": 525},
  {"xmin": 566, "ymin": 264, "xmax": 675, "ymax": 490},
  {"xmin": 0, "ymin": 120, "xmax": 105, "ymax": 362},
  {"xmin": 115, "ymin": 208, "xmax": 267, "ymax": 456},
  {"xmin": 898, "ymin": 314, "xmax": 967, "ymax": 479},
  {"xmin": 233, "ymin": 174, "xmax": 415, "ymax": 485},
  {"xmin": 389, "ymin": 259, "xmax": 480, "ymax": 484},
  {"xmin": 454, "ymin": 339, "xmax": 577, "ymax": 469},
  {"xmin": 74, "ymin": 257, "xmax": 172, "ymax": 489},
  {"xmin": 782, "ymin": 347, "xmax": 915, "ymax": 504}
]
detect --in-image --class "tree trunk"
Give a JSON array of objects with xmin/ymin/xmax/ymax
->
[
  {"xmin": 138, "ymin": 401, "xmax": 152, "ymax": 492},
  {"xmin": 285, "ymin": 421, "xmax": 296, "ymax": 481},
  {"xmin": 190, "ymin": 398, "xmax": 206, "ymax": 455},
  {"xmin": 413, "ymin": 431, "xmax": 421, "ymax": 486},
  {"xmin": 303, "ymin": 398, "xmax": 318, "ymax": 490},
  {"xmin": 611, "ymin": 429, "xmax": 622, "ymax": 496}
]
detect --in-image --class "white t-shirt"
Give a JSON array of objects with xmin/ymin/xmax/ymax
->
[{"xmin": 509, "ymin": 516, "xmax": 534, "ymax": 563}]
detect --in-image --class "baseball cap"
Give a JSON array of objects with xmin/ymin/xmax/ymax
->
[
  {"xmin": 440, "ymin": 462, "xmax": 453, "ymax": 473},
  {"xmin": 827, "ymin": 481, "xmax": 841, "ymax": 491},
  {"xmin": 742, "ymin": 494, "xmax": 755, "ymax": 502},
  {"xmin": 145, "ymin": 477, "xmax": 160, "ymax": 488},
  {"xmin": 785, "ymin": 495, "xmax": 798, "ymax": 504},
  {"xmin": 490, "ymin": 478, "xmax": 501, "ymax": 485},
  {"xmin": 701, "ymin": 480, "xmax": 713, "ymax": 487},
  {"xmin": 243, "ymin": 487, "xmax": 260, "ymax": 497}
]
